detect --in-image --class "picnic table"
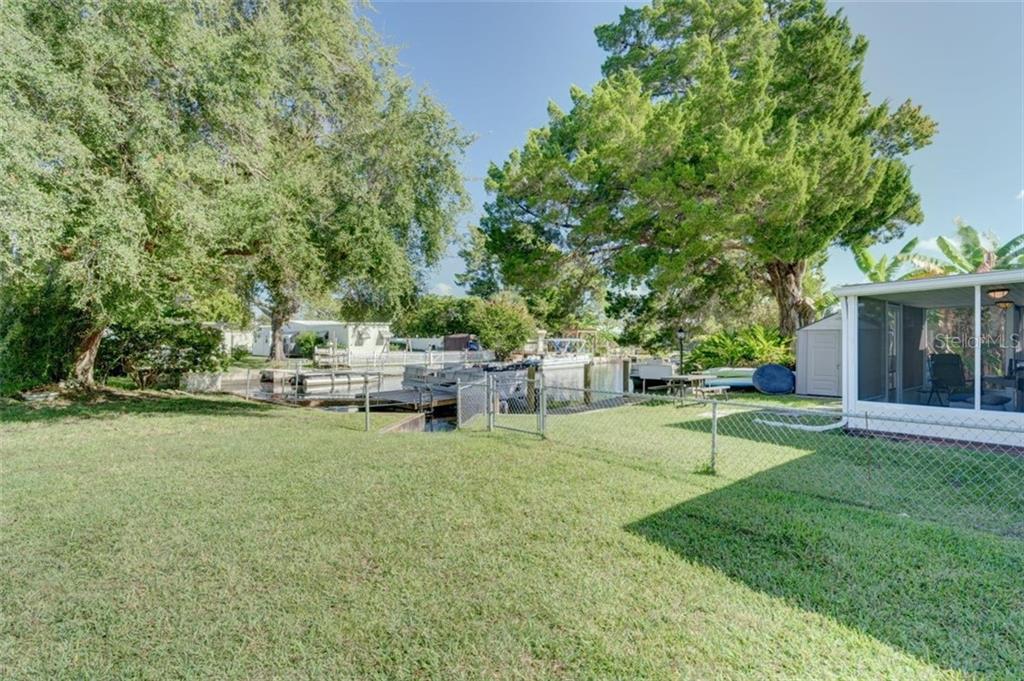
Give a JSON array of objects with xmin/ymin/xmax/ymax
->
[{"xmin": 679, "ymin": 373, "xmax": 729, "ymax": 400}]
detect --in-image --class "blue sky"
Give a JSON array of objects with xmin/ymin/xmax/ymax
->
[{"xmin": 368, "ymin": 1, "xmax": 1024, "ymax": 294}]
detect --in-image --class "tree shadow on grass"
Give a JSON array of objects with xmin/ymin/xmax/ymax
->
[
  {"xmin": 0, "ymin": 391, "xmax": 276, "ymax": 425},
  {"xmin": 669, "ymin": 409, "xmax": 1024, "ymax": 537},
  {"xmin": 625, "ymin": 467, "xmax": 1024, "ymax": 676}
]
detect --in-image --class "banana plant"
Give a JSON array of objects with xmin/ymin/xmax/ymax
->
[
  {"xmin": 909, "ymin": 220, "xmax": 1024, "ymax": 276},
  {"xmin": 851, "ymin": 237, "xmax": 920, "ymax": 282}
]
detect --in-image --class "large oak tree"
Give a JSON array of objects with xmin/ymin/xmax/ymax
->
[{"xmin": 1, "ymin": 0, "xmax": 468, "ymax": 386}]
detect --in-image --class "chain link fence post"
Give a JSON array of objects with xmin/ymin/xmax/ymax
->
[
  {"xmin": 455, "ymin": 378, "xmax": 462, "ymax": 430},
  {"xmin": 486, "ymin": 374, "xmax": 495, "ymax": 432},
  {"xmin": 863, "ymin": 411, "xmax": 872, "ymax": 507},
  {"xmin": 364, "ymin": 372, "xmax": 370, "ymax": 432},
  {"xmin": 538, "ymin": 372, "xmax": 547, "ymax": 437},
  {"xmin": 710, "ymin": 399, "xmax": 718, "ymax": 473}
]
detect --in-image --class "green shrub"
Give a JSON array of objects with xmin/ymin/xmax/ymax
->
[
  {"xmin": 230, "ymin": 345, "xmax": 251, "ymax": 362},
  {"xmin": 684, "ymin": 325, "xmax": 794, "ymax": 371},
  {"xmin": 0, "ymin": 282, "xmax": 90, "ymax": 396},
  {"xmin": 292, "ymin": 331, "xmax": 320, "ymax": 359},
  {"xmin": 396, "ymin": 292, "xmax": 536, "ymax": 359},
  {"xmin": 393, "ymin": 295, "xmax": 477, "ymax": 337},
  {"xmin": 467, "ymin": 292, "xmax": 536, "ymax": 360},
  {"xmin": 96, "ymin": 316, "xmax": 228, "ymax": 389}
]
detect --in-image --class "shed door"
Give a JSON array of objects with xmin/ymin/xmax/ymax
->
[{"xmin": 807, "ymin": 331, "xmax": 841, "ymax": 396}]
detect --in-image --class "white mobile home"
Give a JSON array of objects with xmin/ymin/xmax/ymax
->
[
  {"xmin": 252, "ymin": 321, "xmax": 391, "ymax": 357},
  {"xmin": 202, "ymin": 323, "xmax": 255, "ymax": 355},
  {"xmin": 835, "ymin": 270, "xmax": 1024, "ymax": 445}
]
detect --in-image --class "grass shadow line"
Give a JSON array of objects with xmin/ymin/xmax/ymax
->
[
  {"xmin": 0, "ymin": 391, "xmax": 276, "ymax": 425},
  {"xmin": 625, "ymin": 474, "xmax": 1024, "ymax": 676}
]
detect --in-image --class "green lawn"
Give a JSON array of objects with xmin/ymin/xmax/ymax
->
[
  {"xmin": 487, "ymin": 396, "xmax": 1024, "ymax": 536},
  {"xmin": 227, "ymin": 354, "xmax": 285, "ymax": 371},
  {"xmin": 2, "ymin": 394, "xmax": 1022, "ymax": 679},
  {"xmin": 725, "ymin": 391, "xmax": 841, "ymax": 409}
]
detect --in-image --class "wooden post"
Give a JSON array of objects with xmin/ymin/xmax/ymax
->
[
  {"xmin": 622, "ymin": 358, "xmax": 632, "ymax": 394},
  {"xmin": 583, "ymin": 362, "xmax": 593, "ymax": 405}
]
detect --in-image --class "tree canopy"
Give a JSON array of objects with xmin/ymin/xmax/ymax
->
[
  {"xmin": 472, "ymin": 0, "xmax": 935, "ymax": 339},
  {"xmin": 213, "ymin": 4, "xmax": 469, "ymax": 356},
  {"xmin": 2, "ymin": 0, "xmax": 231, "ymax": 386},
  {"xmin": 1, "ymin": 0, "xmax": 468, "ymax": 389},
  {"xmin": 394, "ymin": 293, "xmax": 536, "ymax": 360}
]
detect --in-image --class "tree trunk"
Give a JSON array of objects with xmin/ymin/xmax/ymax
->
[
  {"xmin": 271, "ymin": 309, "xmax": 288, "ymax": 361},
  {"xmin": 269, "ymin": 294, "xmax": 301, "ymax": 361},
  {"xmin": 765, "ymin": 260, "xmax": 817, "ymax": 338},
  {"xmin": 72, "ymin": 328, "xmax": 104, "ymax": 388}
]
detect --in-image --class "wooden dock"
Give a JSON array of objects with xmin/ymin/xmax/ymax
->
[
  {"xmin": 368, "ymin": 389, "xmax": 457, "ymax": 410},
  {"xmin": 248, "ymin": 387, "xmax": 457, "ymax": 411}
]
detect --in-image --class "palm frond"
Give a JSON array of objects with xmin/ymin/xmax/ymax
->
[
  {"xmin": 956, "ymin": 221, "xmax": 982, "ymax": 249},
  {"xmin": 995, "ymin": 248, "xmax": 1024, "ymax": 268},
  {"xmin": 895, "ymin": 237, "xmax": 919, "ymax": 259},
  {"xmin": 995, "ymin": 233, "xmax": 1024, "ymax": 259},
  {"xmin": 851, "ymin": 245, "xmax": 876, "ymax": 279},
  {"xmin": 907, "ymin": 255, "xmax": 949, "ymax": 277},
  {"xmin": 936, "ymin": 236, "xmax": 972, "ymax": 273}
]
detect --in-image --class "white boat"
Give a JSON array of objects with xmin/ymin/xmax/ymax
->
[
  {"xmin": 629, "ymin": 358, "xmax": 678, "ymax": 391},
  {"xmin": 536, "ymin": 338, "xmax": 591, "ymax": 368},
  {"xmin": 401, "ymin": 363, "xmax": 531, "ymax": 395}
]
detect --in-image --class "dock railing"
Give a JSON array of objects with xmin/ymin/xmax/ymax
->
[{"xmin": 314, "ymin": 347, "xmax": 495, "ymax": 370}]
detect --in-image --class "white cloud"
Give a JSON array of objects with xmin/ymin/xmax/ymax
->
[
  {"xmin": 915, "ymin": 237, "xmax": 942, "ymax": 254},
  {"xmin": 429, "ymin": 282, "xmax": 453, "ymax": 296},
  {"xmin": 1016, "ymin": 189, "xmax": 1024, "ymax": 200}
]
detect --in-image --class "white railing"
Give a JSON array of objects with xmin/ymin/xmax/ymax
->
[{"xmin": 313, "ymin": 347, "xmax": 495, "ymax": 369}]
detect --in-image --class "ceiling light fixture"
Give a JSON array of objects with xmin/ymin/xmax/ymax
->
[{"xmin": 987, "ymin": 288, "xmax": 1010, "ymax": 300}]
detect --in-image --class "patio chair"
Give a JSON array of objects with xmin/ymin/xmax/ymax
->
[
  {"xmin": 925, "ymin": 353, "xmax": 1011, "ymax": 409},
  {"xmin": 924, "ymin": 353, "xmax": 971, "ymax": 406}
]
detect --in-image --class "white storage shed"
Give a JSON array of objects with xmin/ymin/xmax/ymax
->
[{"xmin": 795, "ymin": 314, "xmax": 843, "ymax": 397}]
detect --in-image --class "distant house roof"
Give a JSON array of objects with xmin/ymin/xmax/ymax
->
[{"xmin": 286, "ymin": 320, "xmax": 391, "ymax": 327}]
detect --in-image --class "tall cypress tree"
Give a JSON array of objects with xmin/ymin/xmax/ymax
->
[{"xmin": 478, "ymin": 0, "xmax": 935, "ymax": 337}]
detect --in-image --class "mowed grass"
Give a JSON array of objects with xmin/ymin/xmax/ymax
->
[
  {"xmin": 2, "ymin": 394, "xmax": 1022, "ymax": 679},
  {"xmin": 492, "ymin": 397, "xmax": 1024, "ymax": 536}
]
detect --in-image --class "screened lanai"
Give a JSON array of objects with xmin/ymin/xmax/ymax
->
[{"xmin": 836, "ymin": 270, "xmax": 1024, "ymax": 428}]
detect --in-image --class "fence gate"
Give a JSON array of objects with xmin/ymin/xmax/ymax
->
[
  {"xmin": 455, "ymin": 380, "xmax": 488, "ymax": 428},
  {"xmin": 485, "ymin": 374, "xmax": 545, "ymax": 436}
]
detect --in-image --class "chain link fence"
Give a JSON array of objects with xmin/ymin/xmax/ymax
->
[
  {"xmin": 462, "ymin": 380, "xmax": 1024, "ymax": 537},
  {"xmin": 455, "ymin": 380, "xmax": 488, "ymax": 428}
]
